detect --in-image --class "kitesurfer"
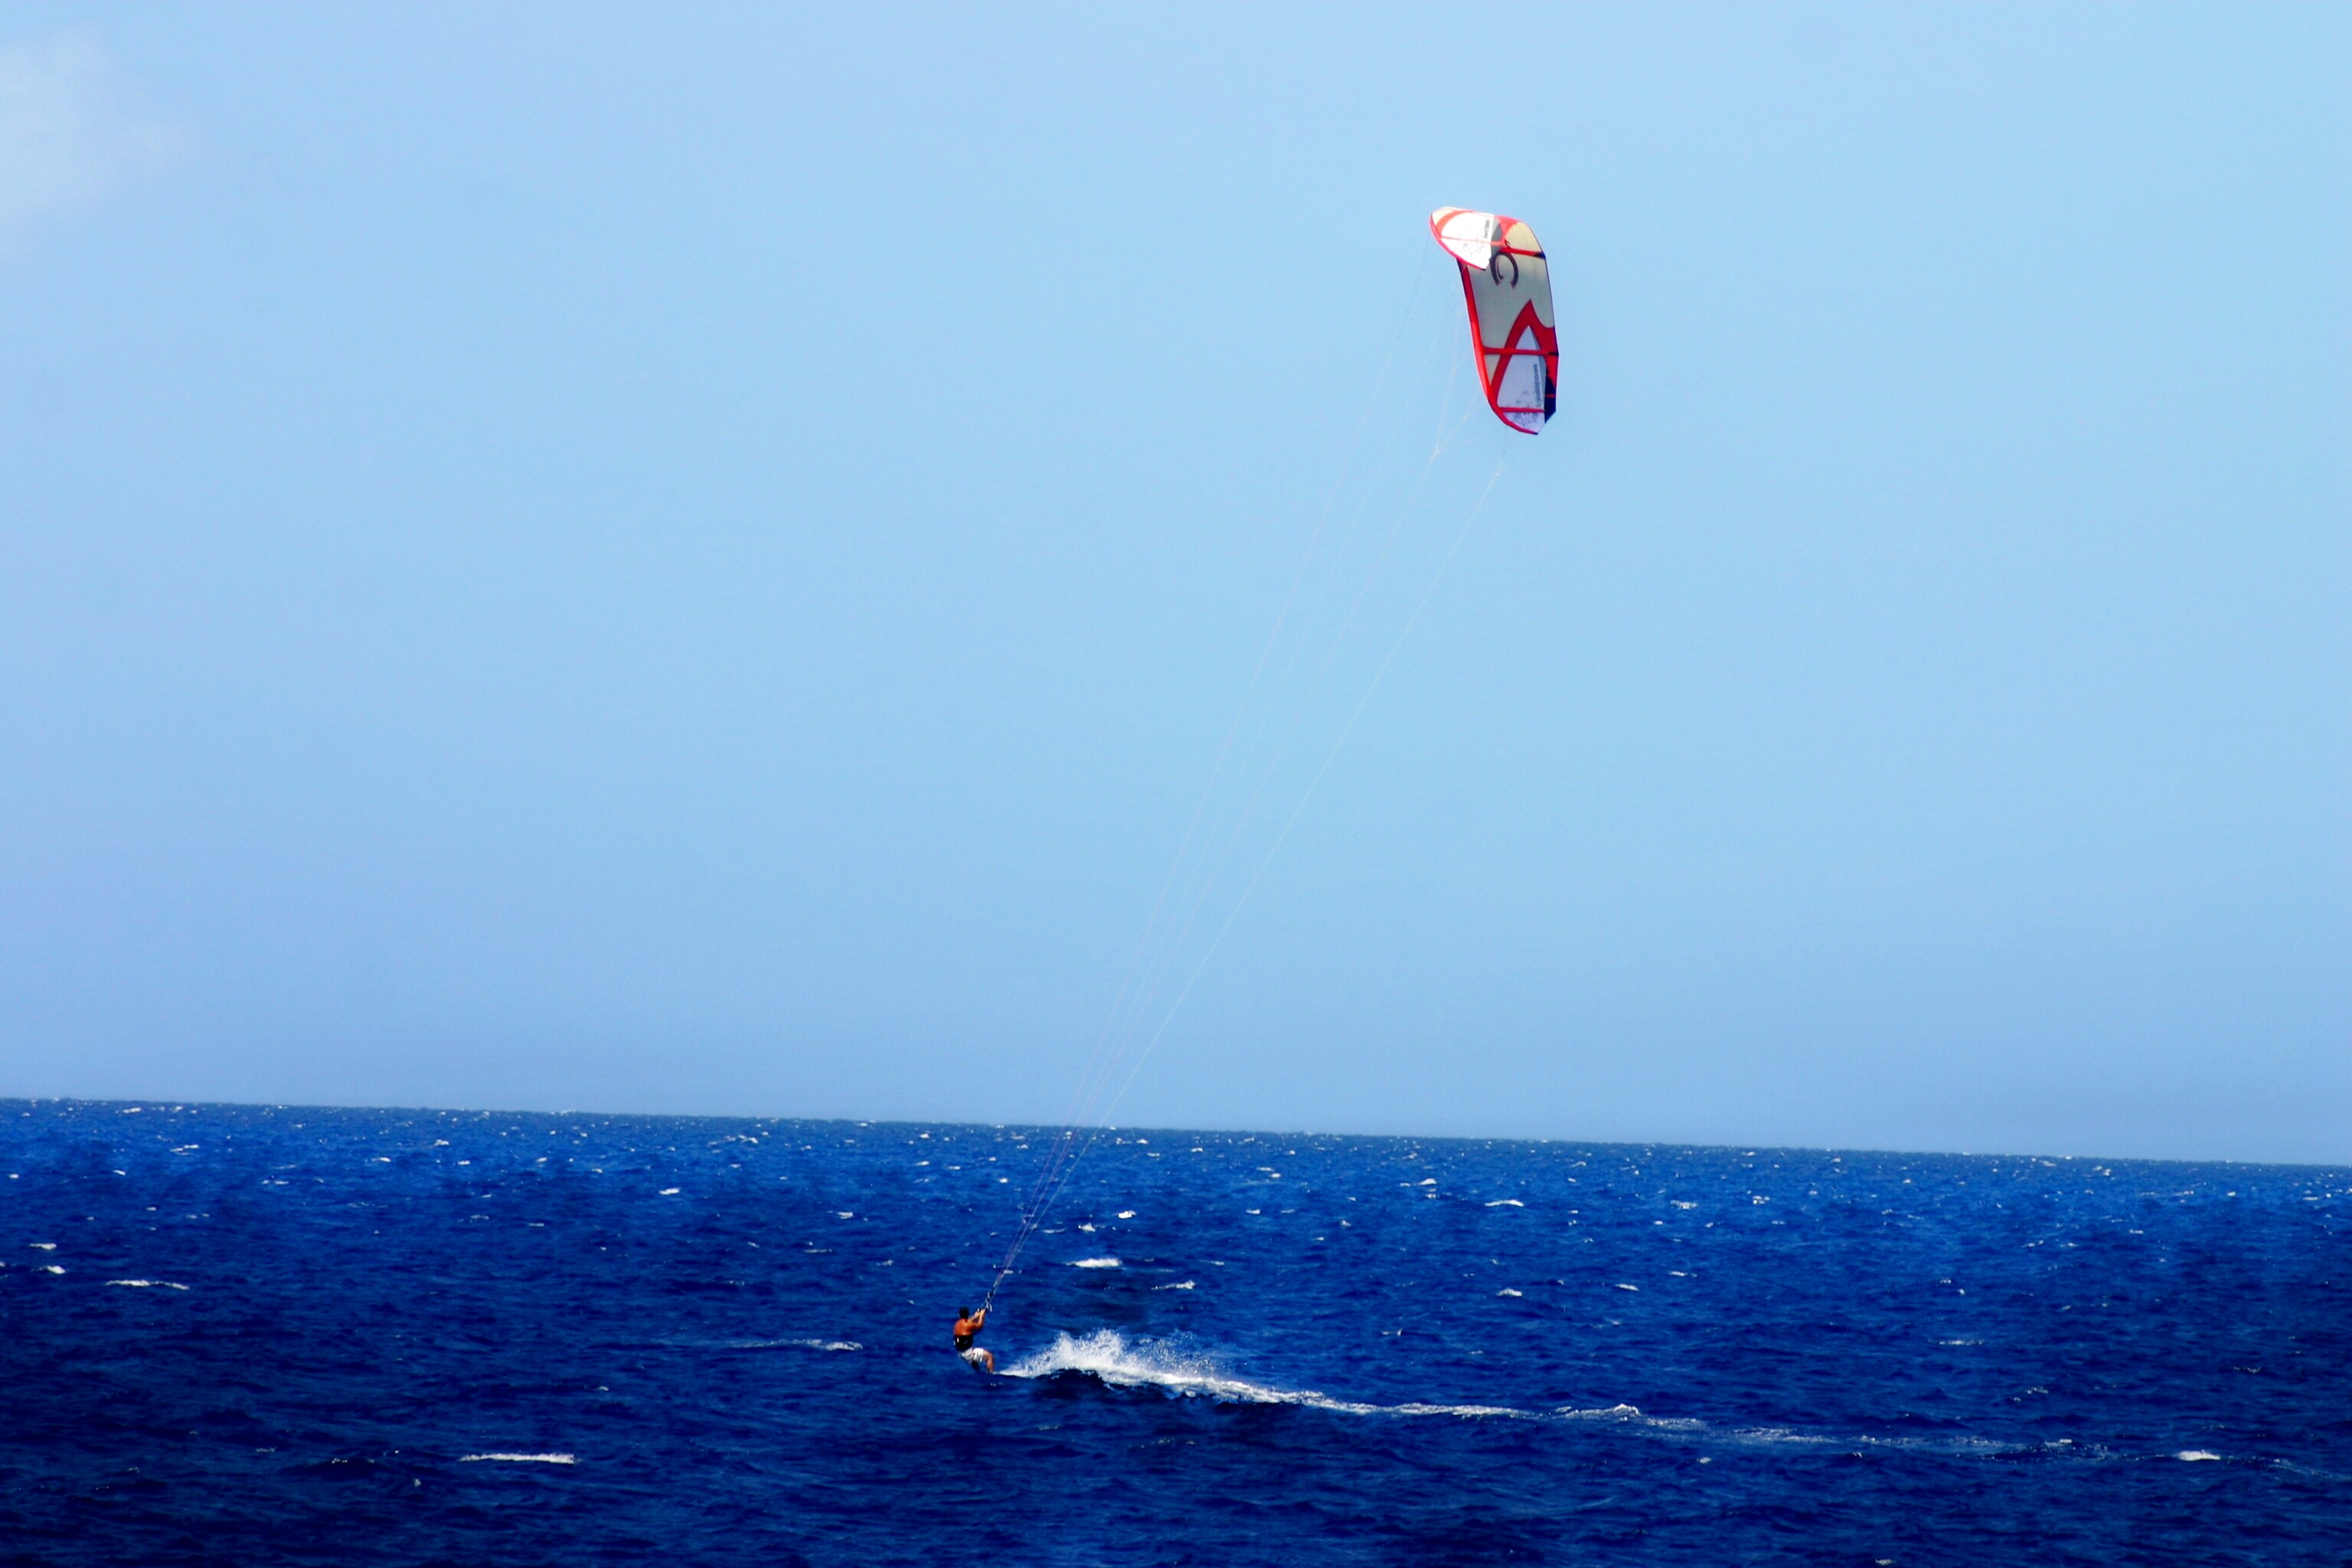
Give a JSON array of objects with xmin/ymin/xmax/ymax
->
[{"xmin": 952, "ymin": 1305, "xmax": 994, "ymax": 1373}]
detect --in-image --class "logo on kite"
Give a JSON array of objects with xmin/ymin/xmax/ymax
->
[{"xmin": 1429, "ymin": 208, "xmax": 1558, "ymax": 434}]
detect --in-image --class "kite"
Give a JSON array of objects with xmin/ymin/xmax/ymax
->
[{"xmin": 1429, "ymin": 208, "xmax": 1558, "ymax": 434}]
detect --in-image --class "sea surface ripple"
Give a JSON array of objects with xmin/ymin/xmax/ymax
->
[{"xmin": 1, "ymin": 1100, "xmax": 2345, "ymax": 1564}]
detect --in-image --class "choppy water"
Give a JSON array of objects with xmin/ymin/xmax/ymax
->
[{"xmin": 2, "ymin": 1099, "xmax": 2345, "ymax": 1564}]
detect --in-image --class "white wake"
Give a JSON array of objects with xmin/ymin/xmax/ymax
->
[
  {"xmin": 995, "ymin": 1332, "xmax": 2293, "ymax": 1475},
  {"xmin": 1001, "ymin": 1330, "xmax": 1635, "ymax": 1422}
]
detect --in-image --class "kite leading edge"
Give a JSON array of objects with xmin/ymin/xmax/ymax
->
[{"xmin": 1429, "ymin": 207, "xmax": 1557, "ymax": 434}]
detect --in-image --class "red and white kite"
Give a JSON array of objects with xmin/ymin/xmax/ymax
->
[{"xmin": 1429, "ymin": 208, "xmax": 1558, "ymax": 434}]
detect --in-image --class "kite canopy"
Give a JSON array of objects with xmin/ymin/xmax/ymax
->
[{"xmin": 1429, "ymin": 207, "xmax": 1558, "ymax": 434}]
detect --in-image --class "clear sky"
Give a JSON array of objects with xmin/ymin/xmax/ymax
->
[{"xmin": 2, "ymin": 5, "xmax": 2344, "ymax": 1162}]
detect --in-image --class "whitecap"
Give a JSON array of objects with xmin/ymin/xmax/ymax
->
[
  {"xmin": 40, "ymin": 1265, "xmax": 64, "ymax": 1275},
  {"xmin": 1070, "ymin": 1256, "xmax": 1122, "ymax": 1269},
  {"xmin": 105, "ymin": 1279, "xmax": 189, "ymax": 1290},
  {"xmin": 1485, "ymin": 1199, "xmax": 1524, "ymax": 1208},
  {"xmin": 1153, "ymin": 1280, "xmax": 1195, "ymax": 1291},
  {"xmin": 658, "ymin": 1187, "xmax": 681, "ymax": 1196},
  {"xmin": 1497, "ymin": 1288, "xmax": 1523, "ymax": 1297},
  {"xmin": 460, "ymin": 1452, "xmax": 576, "ymax": 1465},
  {"xmin": 734, "ymin": 1338, "xmax": 861, "ymax": 1352},
  {"xmin": 2177, "ymin": 1449, "xmax": 2222, "ymax": 1462},
  {"xmin": 1614, "ymin": 1282, "xmax": 1640, "ymax": 1292},
  {"xmin": 1116, "ymin": 1210, "xmax": 1136, "ymax": 1219}
]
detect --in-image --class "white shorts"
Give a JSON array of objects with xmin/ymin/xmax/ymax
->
[{"xmin": 960, "ymin": 1346, "xmax": 991, "ymax": 1368}]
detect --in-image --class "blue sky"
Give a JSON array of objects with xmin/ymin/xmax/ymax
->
[{"xmin": 2, "ymin": 5, "xmax": 2344, "ymax": 1161}]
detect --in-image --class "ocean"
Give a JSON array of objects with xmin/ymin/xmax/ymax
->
[{"xmin": 2, "ymin": 1099, "xmax": 2344, "ymax": 1564}]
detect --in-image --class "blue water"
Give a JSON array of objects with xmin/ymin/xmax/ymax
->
[{"xmin": 2, "ymin": 1100, "xmax": 2345, "ymax": 1564}]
